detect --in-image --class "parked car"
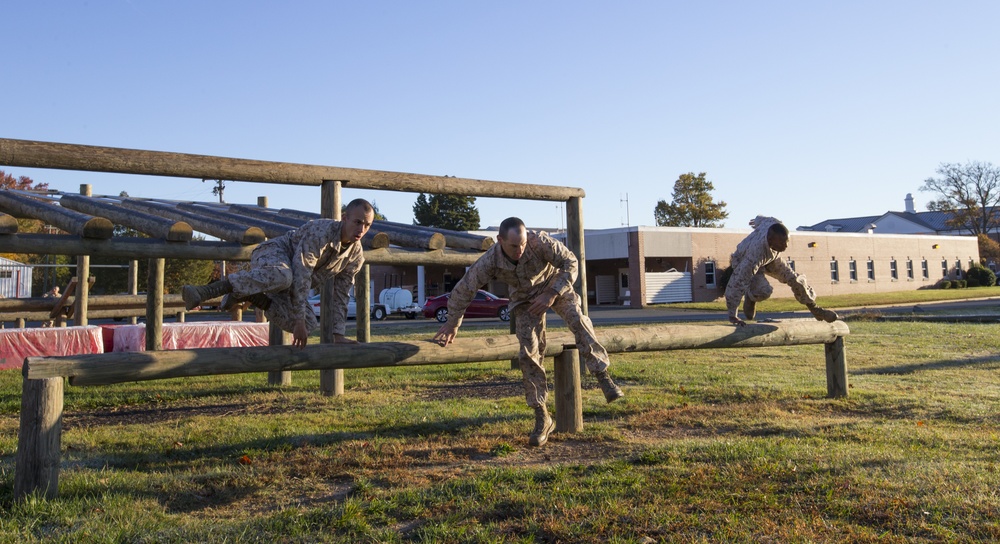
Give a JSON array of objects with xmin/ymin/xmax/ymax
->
[
  {"xmin": 422, "ymin": 290, "xmax": 510, "ymax": 323},
  {"xmin": 310, "ymin": 294, "xmax": 364, "ymax": 319}
]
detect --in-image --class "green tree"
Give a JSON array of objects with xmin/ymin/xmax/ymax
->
[
  {"xmin": 921, "ymin": 161, "xmax": 1000, "ymax": 235},
  {"xmin": 412, "ymin": 193, "xmax": 480, "ymax": 231},
  {"xmin": 654, "ymin": 172, "xmax": 729, "ymax": 227}
]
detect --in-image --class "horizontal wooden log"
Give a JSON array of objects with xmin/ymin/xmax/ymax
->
[
  {"xmin": 118, "ymin": 199, "xmax": 265, "ymax": 244},
  {"xmin": 381, "ymin": 220, "xmax": 494, "ymax": 250},
  {"xmin": 0, "ymin": 212, "xmax": 17, "ymax": 234},
  {"xmin": 0, "ymin": 191, "xmax": 113, "ymax": 239},
  {"xmin": 0, "ymin": 138, "xmax": 585, "ymax": 201},
  {"xmin": 0, "ymin": 294, "xmax": 201, "ymax": 313},
  {"xmin": 0, "ymin": 233, "xmax": 482, "ymax": 265},
  {"xmin": 227, "ymin": 205, "xmax": 306, "ymax": 227},
  {"xmin": 369, "ymin": 223, "xmax": 446, "ymax": 250},
  {"xmin": 175, "ymin": 202, "xmax": 293, "ymax": 239},
  {"xmin": 0, "ymin": 233, "xmax": 255, "ymax": 260},
  {"xmin": 25, "ymin": 320, "xmax": 849, "ymax": 386},
  {"xmin": 58, "ymin": 194, "xmax": 192, "ymax": 241}
]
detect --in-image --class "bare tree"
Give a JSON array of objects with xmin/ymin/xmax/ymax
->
[{"xmin": 920, "ymin": 161, "xmax": 1000, "ymax": 235}]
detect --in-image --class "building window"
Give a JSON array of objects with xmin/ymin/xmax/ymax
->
[
  {"xmin": 0, "ymin": 270, "xmax": 10, "ymax": 279},
  {"xmin": 922, "ymin": 259, "xmax": 929, "ymax": 279},
  {"xmin": 890, "ymin": 259, "xmax": 898, "ymax": 280},
  {"xmin": 705, "ymin": 261, "xmax": 716, "ymax": 287},
  {"xmin": 955, "ymin": 260, "xmax": 963, "ymax": 278},
  {"xmin": 906, "ymin": 259, "xmax": 914, "ymax": 280},
  {"xmin": 849, "ymin": 259, "xmax": 858, "ymax": 281},
  {"xmin": 830, "ymin": 259, "xmax": 839, "ymax": 282},
  {"xmin": 942, "ymin": 259, "xmax": 949, "ymax": 278},
  {"xmin": 787, "ymin": 257, "xmax": 795, "ymax": 272},
  {"xmin": 867, "ymin": 259, "xmax": 876, "ymax": 281}
]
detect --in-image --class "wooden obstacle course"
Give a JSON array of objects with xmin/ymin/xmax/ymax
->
[{"xmin": 15, "ymin": 319, "xmax": 849, "ymax": 499}]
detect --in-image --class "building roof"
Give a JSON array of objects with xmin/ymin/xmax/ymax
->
[{"xmin": 798, "ymin": 209, "xmax": 969, "ymax": 234}]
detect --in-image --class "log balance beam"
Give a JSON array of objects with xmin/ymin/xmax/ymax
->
[{"xmin": 16, "ymin": 319, "xmax": 849, "ymax": 499}]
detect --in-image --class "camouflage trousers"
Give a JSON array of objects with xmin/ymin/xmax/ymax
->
[
  {"xmin": 746, "ymin": 260, "xmax": 817, "ymax": 307},
  {"xmin": 513, "ymin": 289, "xmax": 611, "ymax": 408},
  {"xmin": 227, "ymin": 242, "xmax": 319, "ymax": 334}
]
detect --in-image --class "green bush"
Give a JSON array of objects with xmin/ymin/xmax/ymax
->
[
  {"xmin": 938, "ymin": 280, "xmax": 953, "ymax": 289},
  {"xmin": 966, "ymin": 265, "xmax": 996, "ymax": 287},
  {"xmin": 968, "ymin": 279, "xmax": 981, "ymax": 287},
  {"xmin": 959, "ymin": 279, "xmax": 968, "ymax": 288}
]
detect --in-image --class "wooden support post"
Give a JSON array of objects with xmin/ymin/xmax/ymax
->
[
  {"xmin": 14, "ymin": 376, "xmax": 63, "ymax": 500},
  {"xmin": 356, "ymin": 264, "xmax": 371, "ymax": 343},
  {"xmin": 509, "ymin": 310, "xmax": 518, "ymax": 370},
  {"xmin": 74, "ymin": 184, "xmax": 92, "ymax": 327},
  {"xmin": 553, "ymin": 347, "xmax": 583, "ymax": 433},
  {"xmin": 267, "ymin": 324, "xmax": 293, "ymax": 386},
  {"xmin": 16, "ymin": 318, "xmax": 26, "ymax": 328},
  {"xmin": 146, "ymin": 258, "xmax": 164, "ymax": 351},
  {"xmin": 825, "ymin": 336, "xmax": 848, "ymax": 398},
  {"xmin": 175, "ymin": 311, "xmax": 185, "ymax": 323},
  {"xmin": 566, "ymin": 197, "xmax": 588, "ymax": 315},
  {"xmin": 128, "ymin": 260, "xmax": 139, "ymax": 324},
  {"xmin": 319, "ymin": 180, "xmax": 344, "ymax": 396}
]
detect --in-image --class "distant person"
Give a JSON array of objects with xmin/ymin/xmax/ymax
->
[
  {"xmin": 433, "ymin": 217, "xmax": 624, "ymax": 448},
  {"xmin": 182, "ymin": 198, "xmax": 375, "ymax": 348},
  {"xmin": 726, "ymin": 215, "xmax": 838, "ymax": 326},
  {"xmin": 43, "ymin": 286, "xmax": 60, "ymax": 298}
]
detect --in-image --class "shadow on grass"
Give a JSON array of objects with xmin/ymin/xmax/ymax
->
[{"xmin": 854, "ymin": 354, "xmax": 1000, "ymax": 375}]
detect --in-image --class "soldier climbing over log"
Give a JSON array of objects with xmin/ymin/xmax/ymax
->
[
  {"xmin": 726, "ymin": 215, "xmax": 839, "ymax": 326},
  {"xmin": 182, "ymin": 198, "xmax": 375, "ymax": 347},
  {"xmin": 433, "ymin": 216, "xmax": 624, "ymax": 447}
]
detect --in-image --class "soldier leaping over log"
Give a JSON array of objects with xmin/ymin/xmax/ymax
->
[
  {"xmin": 726, "ymin": 215, "xmax": 839, "ymax": 327},
  {"xmin": 183, "ymin": 198, "xmax": 375, "ymax": 347}
]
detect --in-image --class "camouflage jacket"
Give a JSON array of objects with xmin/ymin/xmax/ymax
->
[
  {"xmin": 264, "ymin": 219, "xmax": 364, "ymax": 329},
  {"xmin": 446, "ymin": 231, "xmax": 576, "ymax": 328},
  {"xmin": 724, "ymin": 215, "xmax": 782, "ymax": 318}
]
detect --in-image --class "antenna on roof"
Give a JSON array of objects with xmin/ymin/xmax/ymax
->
[{"xmin": 620, "ymin": 193, "xmax": 630, "ymax": 227}]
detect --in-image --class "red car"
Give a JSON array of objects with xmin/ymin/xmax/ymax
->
[{"xmin": 423, "ymin": 290, "xmax": 510, "ymax": 323}]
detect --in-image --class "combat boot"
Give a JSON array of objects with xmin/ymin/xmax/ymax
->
[
  {"xmin": 808, "ymin": 303, "xmax": 839, "ymax": 323},
  {"xmin": 742, "ymin": 295, "xmax": 756, "ymax": 321},
  {"xmin": 528, "ymin": 405, "xmax": 555, "ymax": 447},
  {"xmin": 182, "ymin": 278, "xmax": 233, "ymax": 311},
  {"xmin": 221, "ymin": 292, "xmax": 272, "ymax": 312},
  {"xmin": 594, "ymin": 370, "xmax": 624, "ymax": 403}
]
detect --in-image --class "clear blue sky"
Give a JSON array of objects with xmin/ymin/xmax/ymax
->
[{"xmin": 5, "ymin": 1, "xmax": 999, "ymax": 232}]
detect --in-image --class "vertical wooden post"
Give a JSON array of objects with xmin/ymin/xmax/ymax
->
[
  {"xmin": 74, "ymin": 184, "xmax": 92, "ymax": 326},
  {"xmin": 146, "ymin": 258, "xmax": 164, "ymax": 351},
  {"xmin": 553, "ymin": 348, "xmax": 584, "ymax": 433},
  {"xmin": 825, "ymin": 336, "xmax": 848, "ymax": 398},
  {"xmin": 356, "ymin": 264, "xmax": 371, "ymax": 343},
  {"xmin": 14, "ymin": 376, "xmax": 64, "ymax": 499},
  {"xmin": 16, "ymin": 318, "xmax": 26, "ymax": 328},
  {"xmin": 566, "ymin": 197, "xmax": 588, "ymax": 315},
  {"xmin": 320, "ymin": 180, "xmax": 344, "ymax": 396},
  {"xmin": 175, "ymin": 311, "xmax": 185, "ymax": 323},
  {"xmin": 267, "ymin": 325, "xmax": 293, "ymax": 386},
  {"xmin": 128, "ymin": 260, "xmax": 139, "ymax": 324},
  {"xmin": 509, "ymin": 311, "xmax": 518, "ymax": 370}
]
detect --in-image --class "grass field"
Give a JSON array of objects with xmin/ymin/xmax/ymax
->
[{"xmin": 2, "ymin": 312, "xmax": 1000, "ymax": 542}]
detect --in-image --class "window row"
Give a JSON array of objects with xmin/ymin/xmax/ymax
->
[{"xmin": 829, "ymin": 258, "xmax": 975, "ymax": 282}]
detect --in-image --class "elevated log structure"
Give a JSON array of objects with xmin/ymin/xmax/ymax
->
[
  {"xmin": 15, "ymin": 319, "xmax": 850, "ymax": 499},
  {"xmin": 0, "ymin": 190, "xmax": 113, "ymax": 239},
  {"xmin": 58, "ymin": 194, "xmax": 193, "ymax": 242},
  {"xmin": 118, "ymin": 198, "xmax": 266, "ymax": 244}
]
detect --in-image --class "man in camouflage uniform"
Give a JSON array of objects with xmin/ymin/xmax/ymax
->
[
  {"xmin": 726, "ymin": 215, "xmax": 838, "ymax": 326},
  {"xmin": 433, "ymin": 217, "xmax": 624, "ymax": 447},
  {"xmin": 183, "ymin": 198, "xmax": 375, "ymax": 348}
]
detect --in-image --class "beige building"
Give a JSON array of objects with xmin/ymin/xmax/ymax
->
[{"xmin": 577, "ymin": 226, "xmax": 980, "ymax": 309}]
